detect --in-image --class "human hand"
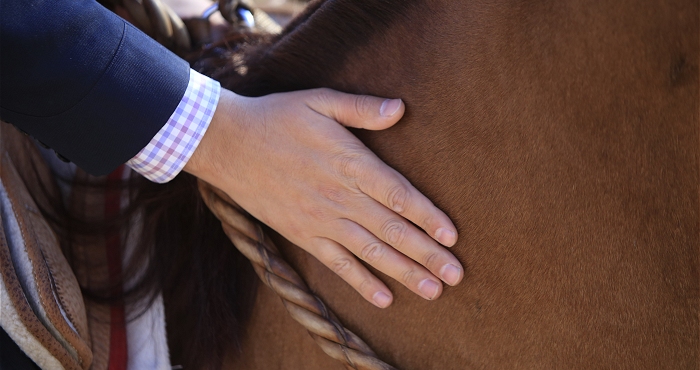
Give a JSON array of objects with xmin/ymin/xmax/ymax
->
[{"xmin": 185, "ymin": 88, "xmax": 463, "ymax": 308}]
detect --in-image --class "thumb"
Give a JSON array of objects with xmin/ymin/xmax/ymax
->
[{"xmin": 306, "ymin": 89, "xmax": 405, "ymax": 130}]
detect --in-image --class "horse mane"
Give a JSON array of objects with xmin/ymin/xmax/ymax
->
[{"xmin": 191, "ymin": 0, "xmax": 422, "ymax": 95}]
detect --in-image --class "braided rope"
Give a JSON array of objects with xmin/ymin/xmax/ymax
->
[{"xmin": 198, "ymin": 180, "xmax": 397, "ymax": 370}]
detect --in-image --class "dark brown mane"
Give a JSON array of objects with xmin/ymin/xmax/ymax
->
[{"xmin": 192, "ymin": 0, "xmax": 423, "ymax": 96}]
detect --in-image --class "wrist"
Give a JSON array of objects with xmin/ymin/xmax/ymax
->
[{"xmin": 183, "ymin": 88, "xmax": 247, "ymax": 184}]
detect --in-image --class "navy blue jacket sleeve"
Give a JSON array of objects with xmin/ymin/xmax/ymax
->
[{"xmin": 0, "ymin": 0, "xmax": 190, "ymax": 175}]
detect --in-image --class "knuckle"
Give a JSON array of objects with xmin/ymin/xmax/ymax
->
[
  {"xmin": 319, "ymin": 185, "xmax": 347, "ymax": 205},
  {"xmin": 310, "ymin": 88, "xmax": 335, "ymax": 109},
  {"xmin": 335, "ymin": 153, "xmax": 364, "ymax": 179},
  {"xmin": 386, "ymin": 184, "xmax": 410, "ymax": 213},
  {"xmin": 422, "ymin": 252, "xmax": 440, "ymax": 270},
  {"xmin": 421, "ymin": 214, "xmax": 438, "ymax": 232},
  {"xmin": 313, "ymin": 87, "xmax": 334, "ymax": 101},
  {"xmin": 330, "ymin": 257, "xmax": 354, "ymax": 277},
  {"xmin": 360, "ymin": 242, "xmax": 385, "ymax": 264},
  {"xmin": 315, "ymin": 87, "xmax": 333, "ymax": 95},
  {"xmin": 400, "ymin": 268, "xmax": 417, "ymax": 286},
  {"xmin": 305, "ymin": 205, "xmax": 330, "ymax": 222},
  {"xmin": 357, "ymin": 278, "xmax": 374, "ymax": 295},
  {"xmin": 381, "ymin": 219, "xmax": 407, "ymax": 246},
  {"xmin": 354, "ymin": 95, "xmax": 375, "ymax": 118},
  {"xmin": 299, "ymin": 200, "xmax": 328, "ymax": 221}
]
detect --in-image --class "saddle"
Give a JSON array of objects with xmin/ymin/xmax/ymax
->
[
  {"xmin": 0, "ymin": 122, "xmax": 171, "ymax": 370},
  {"xmin": 0, "ymin": 122, "xmax": 93, "ymax": 369}
]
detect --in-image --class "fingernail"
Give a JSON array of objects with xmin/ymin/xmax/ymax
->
[
  {"xmin": 440, "ymin": 264, "xmax": 463, "ymax": 286},
  {"xmin": 418, "ymin": 279, "xmax": 440, "ymax": 300},
  {"xmin": 372, "ymin": 291, "xmax": 392, "ymax": 308},
  {"xmin": 380, "ymin": 99, "xmax": 402, "ymax": 117},
  {"xmin": 435, "ymin": 228, "xmax": 457, "ymax": 247}
]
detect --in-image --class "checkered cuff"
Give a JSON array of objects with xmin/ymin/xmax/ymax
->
[{"xmin": 126, "ymin": 69, "xmax": 220, "ymax": 183}]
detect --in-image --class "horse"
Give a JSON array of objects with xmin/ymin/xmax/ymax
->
[
  {"xmin": 171, "ymin": 0, "xmax": 697, "ymax": 368},
  {"xmin": 3, "ymin": 0, "xmax": 693, "ymax": 368}
]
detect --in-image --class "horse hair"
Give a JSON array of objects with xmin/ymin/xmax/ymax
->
[{"xmin": 190, "ymin": 0, "xmax": 421, "ymax": 96}]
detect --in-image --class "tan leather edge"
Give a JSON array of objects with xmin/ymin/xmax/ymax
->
[
  {"xmin": 37, "ymin": 219, "xmax": 94, "ymax": 370},
  {"xmin": 0, "ymin": 275, "xmax": 66, "ymax": 370},
  {"xmin": 0, "ymin": 208, "xmax": 82, "ymax": 370},
  {"xmin": 0, "ymin": 123, "xmax": 91, "ymax": 344},
  {"xmin": 1, "ymin": 154, "xmax": 93, "ymax": 370}
]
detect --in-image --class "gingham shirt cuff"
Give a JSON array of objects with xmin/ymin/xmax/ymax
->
[{"xmin": 126, "ymin": 69, "xmax": 220, "ymax": 183}]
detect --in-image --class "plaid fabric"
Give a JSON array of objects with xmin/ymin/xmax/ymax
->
[{"xmin": 126, "ymin": 69, "xmax": 220, "ymax": 183}]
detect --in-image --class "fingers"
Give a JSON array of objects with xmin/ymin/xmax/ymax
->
[
  {"xmin": 301, "ymin": 88, "xmax": 458, "ymax": 247},
  {"xmin": 349, "ymin": 155, "xmax": 459, "ymax": 248},
  {"xmin": 348, "ymin": 196, "xmax": 464, "ymax": 287},
  {"xmin": 310, "ymin": 237, "xmax": 394, "ymax": 308},
  {"xmin": 304, "ymin": 88, "xmax": 405, "ymax": 130},
  {"xmin": 300, "ymin": 88, "xmax": 457, "ymax": 246},
  {"xmin": 325, "ymin": 219, "xmax": 448, "ymax": 301}
]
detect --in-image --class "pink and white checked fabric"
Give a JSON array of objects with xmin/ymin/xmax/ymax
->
[{"xmin": 126, "ymin": 69, "xmax": 220, "ymax": 183}]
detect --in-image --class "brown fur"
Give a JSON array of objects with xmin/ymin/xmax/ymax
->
[{"xmin": 184, "ymin": 0, "xmax": 699, "ymax": 368}]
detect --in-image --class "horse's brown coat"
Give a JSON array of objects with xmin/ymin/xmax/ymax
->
[{"xmin": 204, "ymin": 0, "xmax": 700, "ymax": 368}]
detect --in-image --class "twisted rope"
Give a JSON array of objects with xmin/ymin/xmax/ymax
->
[
  {"xmin": 105, "ymin": 0, "xmax": 394, "ymax": 366},
  {"xmin": 198, "ymin": 180, "xmax": 397, "ymax": 370}
]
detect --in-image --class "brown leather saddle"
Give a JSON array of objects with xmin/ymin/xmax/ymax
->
[{"xmin": 0, "ymin": 122, "xmax": 93, "ymax": 369}]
